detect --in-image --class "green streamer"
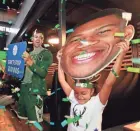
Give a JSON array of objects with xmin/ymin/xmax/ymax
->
[
  {"xmin": 127, "ymin": 67, "xmax": 140, "ymax": 73},
  {"xmin": 62, "ymin": 98, "xmax": 70, "ymax": 102},
  {"xmin": 131, "ymin": 58, "xmax": 140, "ymax": 64},
  {"xmin": 114, "ymin": 32, "xmax": 125, "ymax": 37},
  {"xmin": 2, "ymin": 0, "xmax": 6, "ymax": 4},
  {"xmin": 111, "ymin": 68, "xmax": 119, "ymax": 77},
  {"xmin": 131, "ymin": 39, "xmax": 140, "ymax": 44}
]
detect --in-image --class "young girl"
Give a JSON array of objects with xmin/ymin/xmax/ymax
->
[{"xmin": 57, "ymin": 40, "xmax": 130, "ymax": 131}]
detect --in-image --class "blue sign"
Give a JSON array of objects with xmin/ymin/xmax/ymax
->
[{"xmin": 6, "ymin": 41, "xmax": 27, "ymax": 79}]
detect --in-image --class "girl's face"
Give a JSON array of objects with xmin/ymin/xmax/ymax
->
[{"xmin": 74, "ymin": 87, "xmax": 94, "ymax": 104}]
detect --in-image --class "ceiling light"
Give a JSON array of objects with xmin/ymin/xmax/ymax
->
[
  {"xmin": 48, "ymin": 36, "xmax": 59, "ymax": 44},
  {"xmin": 28, "ymin": 41, "xmax": 33, "ymax": 44}
]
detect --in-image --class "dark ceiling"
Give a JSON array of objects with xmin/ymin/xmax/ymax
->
[
  {"xmin": 24, "ymin": 0, "xmax": 140, "ymax": 53},
  {"xmin": 1, "ymin": 0, "xmax": 140, "ymax": 44},
  {"xmin": 1, "ymin": 0, "xmax": 140, "ymax": 60},
  {"xmin": 34, "ymin": 0, "xmax": 140, "ymax": 27},
  {"xmin": 0, "ymin": 0, "xmax": 23, "ymax": 10}
]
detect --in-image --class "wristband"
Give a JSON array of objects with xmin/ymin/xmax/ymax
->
[{"xmin": 111, "ymin": 68, "xmax": 119, "ymax": 78}]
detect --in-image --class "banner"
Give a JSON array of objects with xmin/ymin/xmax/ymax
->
[{"xmin": 6, "ymin": 41, "xmax": 27, "ymax": 79}]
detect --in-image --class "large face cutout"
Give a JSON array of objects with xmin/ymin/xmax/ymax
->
[{"xmin": 61, "ymin": 15, "xmax": 123, "ymax": 79}]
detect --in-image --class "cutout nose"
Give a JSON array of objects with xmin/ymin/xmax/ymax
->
[{"xmin": 78, "ymin": 40, "xmax": 99, "ymax": 48}]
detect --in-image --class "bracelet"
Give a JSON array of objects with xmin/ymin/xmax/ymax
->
[{"xmin": 111, "ymin": 68, "xmax": 119, "ymax": 78}]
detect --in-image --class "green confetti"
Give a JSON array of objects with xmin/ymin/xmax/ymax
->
[
  {"xmin": 33, "ymin": 122, "xmax": 43, "ymax": 131},
  {"xmin": 131, "ymin": 58, "xmax": 140, "ymax": 64},
  {"xmin": 55, "ymin": 24, "xmax": 60, "ymax": 29},
  {"xmin": 127, "ymin": 67, "xmax": 140, "ymax": 73},
  {"xmin": 114, "ymin": 32, "xmax": 125, "ymax": 37},
  {"xmin": 111, "ymin": 68, "xmax": 119, "ymax": 78},
  {"xmin": 60, "ymin": 9, "xmax": 63, "ymax": 12},
  {"xmin": 8, "ymin": 20, "xmax": 12, "ymax": 24},
  {"xmin": 0, "ymin": 105, "xmax": 5, "ymax": 110},
  {"xmin": 33, "ymin": 89, "xmax": 39, "ymax": 93},
  {"xmin": 61, "ymin": 120, "xmax": 67, "ymax": 127},
  {"xmin": 52, "ymin": 28, "xmax": 60, "ymax": 30},
  {"xmin": 0, "ymin": 32, "xmax": 4, "ymax": 35},
  {"xmin": 131, "ymin": 39, "xmax": 140, "ymax": 44},
  {"xmin": 61, "ymin": 0, "xmax": 64, "ymax": 3},
  {"xmin": 25, "ymin": 33, "xmax": 28, "ymax": 37},
  {"xmin": 2, "ymin": 0, "xmax": 6, "ymax": 4},
  {"xmin": 62, "ymin": 98, "xmax": 69, "ymax": 102},
  {"xmin": 66, "ymin": 29, "xmax": 74, "ymax": 34},
  {"xmin": 37, "ymin": 19, "xmax": 40, "ymax": 23},
  {"xmin": 86, "ymin": 123, "xmax": 88, "ymax": 129},
  {"xmin": 50, "ymin": 122, "xmax": 55, "ymax": 125},
  {"xmin": 61, "ymin": 115, "xmax": 81, "ymax": 127},
  {"xmin": 44, "ymin": 44, "xmax": 50, "ymax": 47},
  {"xmin": 17, "ymin": 93, "xmax": 20, "ymax": 97},
  {"xmin": 67, "ymin": 115, "xmax": 80, "ymax": 124}
]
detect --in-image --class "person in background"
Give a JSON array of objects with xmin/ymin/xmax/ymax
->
[{"xmin": 18, "ymin": 29, "xmax": 53, "ymax": 131}]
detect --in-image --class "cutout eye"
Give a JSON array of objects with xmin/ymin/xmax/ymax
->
[
  {"xmin": 69, "ymin": 38, "xmax": 81, "ymax": 43},
  {"xmin": 97, "ymin": 29, "xmax": 111, "ymax": 35}
]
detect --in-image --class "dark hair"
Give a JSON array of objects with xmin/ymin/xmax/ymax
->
[{"xmin": 76, "ymin": 8, "xmax": 125, "ymax": 27}]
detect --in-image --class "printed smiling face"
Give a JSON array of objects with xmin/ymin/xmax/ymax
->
[{"xmin": 61, "ymin": 14, "xmax": 124, "ymax": 79}]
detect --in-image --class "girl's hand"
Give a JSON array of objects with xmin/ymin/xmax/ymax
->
[{"xmin": 116, "ymin": 39, "xmax": 130, "ymax": 55}]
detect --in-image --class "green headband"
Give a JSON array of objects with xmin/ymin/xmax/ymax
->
[{"xmin": 75, "ymin": 82, "xmax": 93, "ymax": 88}]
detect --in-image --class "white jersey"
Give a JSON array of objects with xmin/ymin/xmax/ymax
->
[{"xmin": 67, "ymin": 90, "xmax": 106, "ymax": 131}]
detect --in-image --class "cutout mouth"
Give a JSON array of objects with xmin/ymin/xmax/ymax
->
[{"xmin": 72, "ymin": 50, "xmax": 103, "ymax": 64}]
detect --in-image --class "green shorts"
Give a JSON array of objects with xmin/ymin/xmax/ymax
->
[{"xmin": 17, "ymin": 83, "xmax": 43, "ymax": 123}]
